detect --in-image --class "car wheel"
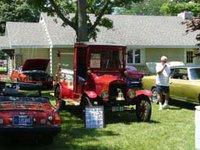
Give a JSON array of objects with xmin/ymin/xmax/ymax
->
[
  {"xmin": 136, "ymin": 95, "xmax": 152, "ymax": 122},
  {"xmin": 55, "ymin": 86, "xmax": 65, "ymax": 110},
  {"xmin": 151, "ymin": 87, "xmax": 158, "ymax": 104}
]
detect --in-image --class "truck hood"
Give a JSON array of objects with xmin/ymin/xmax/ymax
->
[
  {"xmin": 91, "ymin": 73, "xmax": 121, "ymax": 85},
  {"xmin": 91, "ymin": 73, "xmax": 125, "ymax": 96},
  {"xmin": 0, "ymin": 101, "xmax": 52, "ymax": 111},
  {"xmin": 22, "ymin": 59, "xmax": 50, "ymax": 71}
]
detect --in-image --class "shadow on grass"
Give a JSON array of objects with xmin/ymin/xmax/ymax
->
[
  {"xmin": 169, "ymin": 99, "xmax": 196, "ymax": 110},
  {"xmin": 0, "ymin": 104, "xmax": 160, "ymax": 150},
  {"xmin": 0, "ymin": 107, "xmax": 118, "ymax": 150},
  {"xmin": 64, "ymin": 105, "xmax": 160, "ymax": 125}
]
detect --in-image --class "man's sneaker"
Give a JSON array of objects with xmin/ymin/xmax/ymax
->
[
  {"xmin": 163, "ymin": 104, "xmax": 170, "ymax": 109},
  {"xmin": 159, "ymin": 103, "xmax": 162, "ymax": 111},
  {"xmin": 159, "ymin": 107, "xmax": 162, "ymax": 111}
]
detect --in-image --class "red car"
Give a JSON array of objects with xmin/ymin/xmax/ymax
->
[
  {"xmin": 0, "ymin": 82, "xmax": 61, "ymax": 143},
  {"xmin": 11, "ymin": 59, "xmax": 53, "ymax": 90},
  {"xmin": 55, "ymin": 42, "xmax": 152, "ymax": 122}
]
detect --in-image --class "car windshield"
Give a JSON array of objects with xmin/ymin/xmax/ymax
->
[
  {"xmin": 190, "ymin": 68, "xmax": 200, "ymax": 80},
  {"xmin": 0, "ymin": 82, "xmax": 48, "ymax": 102},
  {"xmin": 90, "ymin": 50, "xmax": 123, "ymax": 69},
  {"xmin": 0, "ymin": 96, "xmax": 49, "ymax": 102}
]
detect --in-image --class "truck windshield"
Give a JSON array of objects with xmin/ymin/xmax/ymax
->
[
  {"xmin": 90, "ymin": 50, "xmax": 123, "ymax": 69},
  {"xmin": 190, "ymin": 68, "xmax": 200, "ymax": 80}
]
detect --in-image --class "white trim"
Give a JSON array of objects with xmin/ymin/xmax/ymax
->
[
  {"xmin": 52, "ymin": 45, "xmax": 74, "ymax": 48},
  {"xmin": 49, "ymin": 46, "xmax": 53, "ymax": 75},
  {"xmin": 9, "ymin": 44, "xmax": 74, "ymax": 49},
  {"xmin": 128, "ymin": 45, "xmax": 199, "ymax": 49},
  {"xmin": 7, "ymin": 57, "xmax": 12, "ymax": 75},
  {"xmin": 11, "ymin": 45, "xmax": 51, "ymax": 49}
]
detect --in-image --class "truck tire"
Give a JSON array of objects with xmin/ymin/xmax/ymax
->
[
  {"xmin": 136, "ymin": 95, "xmax": 151, "ymax": 122},
  {"xmin": 55, "ymin": 86, "xmax": 65, "ymax": 110},
  {"xmin": 80, "ymin": 95, "xmax": 92, "ymax": 109}
]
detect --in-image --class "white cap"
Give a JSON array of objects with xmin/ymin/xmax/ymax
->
[{"xmin": 161, "ymin": 56, "xmax": 168, "ymax": 61}]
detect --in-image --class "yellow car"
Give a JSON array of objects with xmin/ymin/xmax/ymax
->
[{"xmin": 142, "ymin": 66, "xmax": 200, "ymax": 104}]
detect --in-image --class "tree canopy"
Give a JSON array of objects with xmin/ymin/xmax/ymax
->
[
  {"xmin": 160, "ymin": 2, "xmax": 200, "ymax": 16},
  {"xmin": 28, "ymin": 0, "xmax": 141, "ymax": 41},
  {"xmin": 116, "ymin": 0, "xmax": 200, "ymax": 17},
  {"xmin": 0, "ymin": 0, "xmax": 40, "ymax": 35},
  {"xmin": 182, "ymin": 17, "xmax": 199, "ymax": 57},
  {"xmin": 116, "ymin": 0, "xmax": 168, "ymax": 16}
]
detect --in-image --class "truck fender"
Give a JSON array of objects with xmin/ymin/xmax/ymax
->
[
  {"xmin": 136, "ymin": 90, "xmax": 152, "ymax": 97},
  {"xmin": 85, "ymin": 91, "xmax": 97, "ymax": 99}
]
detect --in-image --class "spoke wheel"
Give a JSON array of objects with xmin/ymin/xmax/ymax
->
[{"xmin": 136, "ymin": 96, "xmax": 151, "ymax": 122}]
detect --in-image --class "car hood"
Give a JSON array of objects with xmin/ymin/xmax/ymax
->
[
  {"xmin": 0, "ymin": 101, "xmax": 52, "ymax": 111},
  {"xmin": 22, "ymin": 59, "xmax": 50, "ymax": 71}
]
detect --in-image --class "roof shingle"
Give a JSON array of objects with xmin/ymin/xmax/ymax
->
[
  {"xmin": 0, "ymin": 36, "xmax": 10, "ymax": 49},
  {"xmin": 6, "ymin": 22, "xmax": 50, "ymax": 48}
]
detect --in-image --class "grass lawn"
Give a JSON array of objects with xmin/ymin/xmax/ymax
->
[{"xmin": 0, "ymin": 93, "xmax": 195, "ymax": 150}]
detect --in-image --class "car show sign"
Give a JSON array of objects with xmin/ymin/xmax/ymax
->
[{"xmin": 85, "ymin": 106, "xmax": 104, "ymax": 129}]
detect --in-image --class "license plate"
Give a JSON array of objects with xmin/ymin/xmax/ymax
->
[
  {"xmin": 13, "ymin": 116, "xmax": 33, "ymax": 126},
  {"xmin": 112, "ymin": 106, "xmax": 124, "ymax": 112}
]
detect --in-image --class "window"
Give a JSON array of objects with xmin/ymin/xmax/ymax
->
[
  {"xmin": 171, "ymin": 68, "xmax": 188, "ymax": 80},
  {"xmin": 127, "ymin": 49, "xmax": 142, "ymax": 64},
  {"xmin": 90, "ymin": 50, "xmax": 123, "ymax": 69},
  {"xmin": 186, "ymin": 51, "xmax": 193, "ymax": 63}
]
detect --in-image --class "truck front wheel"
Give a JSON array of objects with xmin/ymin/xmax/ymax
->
[
  {"xmin": 80, "ymin": 95, "xmax": 93, "ymax": 109},
  {"xmin": 136, "ymin": 95, "xmax": 151, "ymax": 122}
]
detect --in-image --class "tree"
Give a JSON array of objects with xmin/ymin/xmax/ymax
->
[
  {"xmin": 0, "ymin": 0, "xmax": 40, "ymax": 35},
  {"xmin": 28, "ymin": 0, "xmax": 141, "ymax": 42},
  {"xmin": 116, "ymin": 0, "xmax": 169, "ymax": 16},
  {"xmin": 182, "ymin": 18, "xmax": 200, "ymax": 56},
  {"xmin": 160, "ymin": 2, "xmax": 200, "ymax": 16}
]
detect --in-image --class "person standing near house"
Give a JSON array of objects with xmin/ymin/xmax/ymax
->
[{"xmin": 156, "ymin": 56, "xmax": 171, "ymax": 110}]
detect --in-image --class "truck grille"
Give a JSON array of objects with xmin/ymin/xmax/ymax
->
[{"xmin": 109, "ymin": 81, "xmax": 127, "ymax": 102}]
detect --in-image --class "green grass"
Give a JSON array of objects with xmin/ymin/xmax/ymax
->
[{"xmin": 0, "ymin": 94, "xmax": 195, "ymax": 150}]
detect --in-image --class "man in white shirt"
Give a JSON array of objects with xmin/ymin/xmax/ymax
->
[{"xmin": 156, "ymin": 56, "xmax": 171, "ymax": 110}]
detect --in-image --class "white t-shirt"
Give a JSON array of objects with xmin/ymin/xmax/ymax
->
[{"xmin": 156, "ymin": 64, "xmax": 170, "ymax": 86}]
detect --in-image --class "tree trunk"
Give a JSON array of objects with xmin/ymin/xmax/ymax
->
[{"xmin": 77, "ymin": 0, "xmax": 88, "ymax": 42}]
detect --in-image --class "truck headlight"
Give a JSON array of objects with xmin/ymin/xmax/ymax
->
[
  {"xmin": 127, "ymin": 89, "xmax": 135, "ymax": 99},
  {"xmin": 48, "ymin": 116, "xmax": 53, "ymax": 121},
  {"xmin": 102, "ymin": 91, "xmax": 109, "ymax": 99}
]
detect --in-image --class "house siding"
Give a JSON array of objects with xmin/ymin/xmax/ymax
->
[
  {"xmin": 52, "ymin": 48, "xmax": 74, "ymax": 76},
  {"xmin": 15, "ymin": 48, "xmax": 50, "ymax": 71},
  {"xmin": 132, "ymin": 48, "xmax": 185, "ymax": 75},
  {"xmin": 145, "ymin": 48, "xmax": 184, "ymax": 62}
]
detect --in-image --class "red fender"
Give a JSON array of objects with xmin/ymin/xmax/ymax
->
[
  {"xmin": 85, "ymin": 91, "xmax": 97, "ymax": 99},
  {"xmin": 136, "ymin": 90, "xmax": 152, "ymax": 97},
  {"xmin": 57, "ymin": 82, "xmax": 73, "ymax": 99}
]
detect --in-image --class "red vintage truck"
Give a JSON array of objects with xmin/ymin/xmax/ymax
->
[{"xmin": 55, "ymin": 42, "xmax": 152, "ymax": 122}]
